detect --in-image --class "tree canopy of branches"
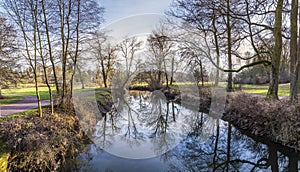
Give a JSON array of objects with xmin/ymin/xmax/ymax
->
[
  {"xmin": 90, "ymin": 32, "xmax": 117, "ymax": 88},
  {"xmin": 2, "ymin": 0, "xmax": 104, "ymax": 114},
  {"xmin": 169, "ymin": 0, "xmax": 294, "ymax": 100},
  {"xmin": 147, "ymin": 26, "xmax": 176, "ymax": 89}
]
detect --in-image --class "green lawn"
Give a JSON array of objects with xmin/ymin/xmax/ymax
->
[
  {"xmin": 2, "ymin": 87, "xmax": 56, "ymax": 100},
  {"xmin": 1, "ymin": 86, "xmax": 99, "ymax": 105},
  {"xmin": 171, "ymin": 81, "xmax": 290, "ymax": 97},
  {"xmin": 133, "ymin": 81, "xmax": 290, "ymax": 97},
  {"xmin": 238, "ymin": 83, "xmax": 290, "ymax": 97}
]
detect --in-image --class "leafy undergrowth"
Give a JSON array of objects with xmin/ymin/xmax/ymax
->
[
  {"xmin": 0, "ymin": 107, "xmax": 89, "ymax": 171},
  {"xmin": 0, "ymin": 140, "xmax": 9, "ymax": 172},
  {"xmin": 224, "ymin": 93, "xmax": 300, "ymax": 151}
]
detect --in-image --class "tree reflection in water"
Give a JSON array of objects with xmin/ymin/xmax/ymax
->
[
  {"xmin": 70, "ymin": 91, "xmax": 299, "ymax": 171},
  {"xmin": 167, "ymin": 120, "xmax": 299, "ymax": 172},
  {"xmin": 92, "ymin": 90, "xmax": 220, "ymax": 159}
]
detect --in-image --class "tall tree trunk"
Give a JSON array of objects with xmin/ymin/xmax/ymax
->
[
  {"xmin": 59, "ymin": 0, "xmax": 73, "ymax": 108},
  {"xmin": 165, "ymin": 73, "xmax": 169, "ymax": 88},
  {"xmin": 41, "ymin": 0, "xmax": 59, "ymax": 95},
  {"xmin": 101, "ymin": 59, "xmax": 107, "ymax": 88},
  {"xmin": 200, "ymin": 59, "xmax": 204, "ymax": 86},
  {"xmin": 32, "ymin": 0, "xmax": 43, "ymax": 117},
  {"xmin": 37, "ymin": 19, "xmax": 54, "ymax": 115},
  {"xmin": 290, "ymin": 1, "xmax": 299, "ymax": 102},
  {"xmin": 58, "ymin": 0, "xmax": 67, "ymax": 106},
  {"xmin": 170, "ymin": 57, "xmax": 174, "ymax": 86},
  {"xmin": 296, "ymin": 30, "xmax": 300, "ymax": 98},
  {"xmin": 163, "ymin": 58, "xmax": 169, "ymax": 88},
  {"xmin": 213, "ymin": 11, "xmax": 220, "ymax": 87},
  {"xmin": 267, "ymin": 0, "xmax": 283, "ymax": 100},
  {"xmin": 226, "ymin": 0, "xmax": 233, "ymax": 92},
  {"xmin": 70, "ymin": 0, "xmax": 81, "ymax": 107}
]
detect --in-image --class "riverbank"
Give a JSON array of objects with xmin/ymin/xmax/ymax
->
[
  {"xmin": 224, "ymin": 93, "xmax": 300, "ymax": 152},
  {"xmin": 0, "ymin": 107, "xmax": 90, "ymax": 171}
]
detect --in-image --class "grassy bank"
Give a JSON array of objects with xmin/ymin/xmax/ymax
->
[{"xmin": 0, "ymin": 89, "xmax": 110, "ymax": 171}]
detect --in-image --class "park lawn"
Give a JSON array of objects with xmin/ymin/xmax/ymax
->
[
  {"xmin": 169, "ymin": 81, "xmax": 290, "ymax": 97},
  {"xmin": 239, "ymin": 83, "xmax": 290, "ymax": 97},
  {"xmin": 2, "ymin": 87, "xmax": 56, "ymax": 100},
  {"xmin": 2, "ymin": 86, "xmax": 100, "ymax": 103}
]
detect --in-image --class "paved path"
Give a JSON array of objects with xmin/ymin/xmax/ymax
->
[
  {"xmin": 0, "ymin": 96, "xmax": 50, "ymax": 116},
  {"xmin": 0, "ymin": 88, "xmax": 111, "ymax": 116}
]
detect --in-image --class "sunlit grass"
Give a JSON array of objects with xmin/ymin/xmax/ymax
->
[
  {"xmin": 2, "ymin": 87, "xmax": 55, "ymax": 100},
  {"xmin": 239, "ymin": 83, "xmax": 290, "ymax": 97},
  {"xmin": 169, "ymin": 81, "xmax": 290, "ymax": 97},
  {"xmin": 2, "ymin": 86, "xmax": 100, "ymax": 102}
]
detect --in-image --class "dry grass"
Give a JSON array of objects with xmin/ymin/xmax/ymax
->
[
  {"xmin": 0, "ymin": 107, "xmax": 88, "ymax": 171},
  {"xmin": 224, "ymin": 93, "xmax": 300, "ymax": 150}
]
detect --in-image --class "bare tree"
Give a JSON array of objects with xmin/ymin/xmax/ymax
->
[
  {"xmin": 91, "ymin": 32, "xmax": 117, "ymax": 88},
  {"xmin": 2, "ymin": 0, "xmax": 104, "ymax": 111},
  {"xmin": 40, "ymin": 0, "xmax": 60, "ymax": 95},
  {"xmin": 112, "ymin": 37, "xmax": 142, "ymax": 109},
  {"xmin": 118, "ymin": 37, "xmax": 142, "ymax": 82},
  {"xmin": 0, "ymin": 16, "xmax": 17, "ymax": 98},
  {"xmin": 3, "ymin": 0, "xmax": 44, "ymax": 116},
  {"xmin": 147, "ymin": 26, "xmax": 175, "ymax": 89},
  {"xmin": 169, "ymin": 0, "xmax": 290, "ymax": 99},
  {"xmin": 36, "ymin": 10, "xmax": 54, "ymax": 115}
]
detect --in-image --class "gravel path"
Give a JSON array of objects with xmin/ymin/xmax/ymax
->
[{"xmin": 0, "ymin": 96, "xmax": 50, "ymax": 116}]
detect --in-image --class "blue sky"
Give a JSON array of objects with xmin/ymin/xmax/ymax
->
[{"xmin": 100, "ymin": 0, "xmax": 174, "ymax": 23}]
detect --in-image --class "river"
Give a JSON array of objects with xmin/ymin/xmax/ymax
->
[{"xmin": 61, "ymin": 91, "xmax": 300, "ymax": 171}]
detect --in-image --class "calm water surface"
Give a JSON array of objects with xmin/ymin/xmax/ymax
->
[{"xmin": 62, "ymin": 91, "xmax": 300, "ymax": 172}]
